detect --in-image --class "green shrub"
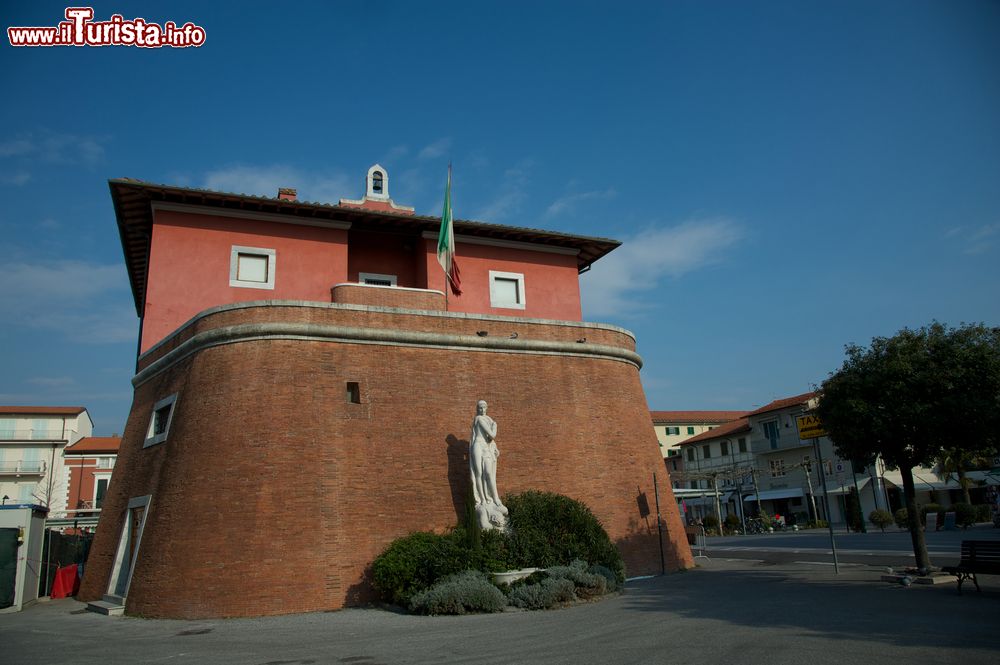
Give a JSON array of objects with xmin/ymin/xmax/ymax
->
[
  {"xmin": 868, "ymin": 509, "xmax": 893, "ymax": 532},
  {"xmin": 371, "ymin": 531, "xmax": 473, "ymax": 605},
  {"xmin": 974, "ymin": 504, "xmax": 992, "ymax": 523},
  {"xmin": 952, "ymin": 503, "xmax": 977, "ymax": 529},
  {"xmin": 724, "ymin": 514, "xmax": 741, "ymax": 532},
  {"xmin": 920, "ymin": 504, "xmax": 943, "ymax": 527},
  {"xmin": 809, "ymin": 519, "xmax": 828, "ymax": 529},
  {"xmin": 545, "ymin": 559, "xmax": 608, "ymax": 598},
  {"xmin": 588, "ymin": 564, "xmax": 620, "ymax": 592},
  {"xmin": 504, "ymin": 491, "xmax": 625, "ymax": 583},
  {"xmin": 702, "ymin": 514, "xmax": 720, "ymax": 535},
  {"xmin": 894, "ymin": 507, "xmax": 909, "ymax": 529},
  {"xmin": 508, "ymin": 577, "xmax": 577, "ymax": 610},
  {"xmin": 408, "ymin": 571, "xmax": 507, "ymax": 615}
]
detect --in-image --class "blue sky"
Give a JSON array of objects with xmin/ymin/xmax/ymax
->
[{"xmin": 1, "ymin": 1, "xmax": 998, "ymax": 435}]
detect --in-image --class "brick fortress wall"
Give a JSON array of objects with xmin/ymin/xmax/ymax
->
[{"xmin": 79, "ymin": 301, "xmax": 693, "ymax": 618}]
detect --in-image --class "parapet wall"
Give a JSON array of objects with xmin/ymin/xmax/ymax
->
[{"xmin": 80, "ymin": 301, "xmax": 692, "ymax": 618}]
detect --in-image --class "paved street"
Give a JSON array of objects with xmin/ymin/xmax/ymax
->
[
  {"xmin": 704, "ymin": 522, "xmax": 1000, "ymax": 568},
  {"xmin": 2, "ymin": 552, "xmax": 997, "ymax": 665}
]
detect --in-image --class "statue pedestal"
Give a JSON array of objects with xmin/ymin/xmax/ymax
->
[{"xmin": 475, "ymin": 502, "xmax": 509, "ymax": 531}]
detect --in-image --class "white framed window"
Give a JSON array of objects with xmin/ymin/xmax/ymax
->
[
  {"xmin": 489, "ymin": 270, "xmax": 526, "ymax": 310},
  {"xmin": 665, "ymin": 426, "xmax": 680, "ymax": 436},
  {"xmin": 359, "ymin": 272, "xmax": 397, "ymax": 287},
  {"xmin": 93, "ymin": 475, "xmax": 111, "ymax": 509},
  {"xmin": 229, "ymin": 246, "xmax": 276, "ymax": 289},
  {"xmin": 769, "ymin": 459, "xmax": 786, "ymax": 478},
  {"xmin": 144, "ymin": 394, "xmax": 178, "ymax": 448}
]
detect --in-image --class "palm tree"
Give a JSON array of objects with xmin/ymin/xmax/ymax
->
[{"xmin": 935, "ymin": 447, "xmax": 993, "ymax": 505}]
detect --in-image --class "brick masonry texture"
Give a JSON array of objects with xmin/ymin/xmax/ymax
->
[
  {"xmin": 79, "ymin": 306, "xmax": 693, "ymax": 619},
  {"xmin": 331, "ymin": 284, "xmax": 445, "ymax": 311}
]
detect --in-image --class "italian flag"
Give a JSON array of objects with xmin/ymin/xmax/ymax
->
[{"xmin": 437, "ymin": 166, "xmax": 462, "ymax": 295}]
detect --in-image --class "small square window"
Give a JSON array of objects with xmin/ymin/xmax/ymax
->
[
  {"xmin": 489, "ymin": 271, "xmax": 526, "ymax": 310},
  {"xmin": 230, "ymin": 246, "xmax": 276, "ymax": 290},
  {"xmin": 687, "ymin": 426, "xmax": 695, "ymax": 435},
  {"xmin": 346, "ymin": 382, "xmax": 361, "ymax": 404},
  {"xmin": 144, "ymin": 394, "xmax": 178, "ymax": 448},
  {"xmin": 666, "ymin": 426, "xmax": 680, "ymax": 436}
]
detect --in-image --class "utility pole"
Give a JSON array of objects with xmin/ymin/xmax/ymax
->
[
  {"xmin": 803, "ymin": 459, "xmax": 819, "ymax": 524},
  {"xmin": 712, "ymin": 474, "xmax": 723, "ymax": 533},
  {"xmin": 750, "ymin": 465, "xmax": 763, "ymax": 517}
]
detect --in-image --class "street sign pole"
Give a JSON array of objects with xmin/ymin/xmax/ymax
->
[
  {"xmin": 797, "ymin": 413, "xmax": 840, "ymax": 574},
  {"xmin": 813, "ymin": 436, "xmax": 840, "ymax": 574}
]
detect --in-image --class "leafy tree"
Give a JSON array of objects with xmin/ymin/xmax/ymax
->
[{"xmin": 816, "ymin": 322, "xmax": 1000, "ymax": 570}]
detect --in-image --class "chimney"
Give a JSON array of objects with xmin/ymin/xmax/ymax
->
[{"xmin": 277, "ymin": 187, "xmax": 297, "ymax": 201}]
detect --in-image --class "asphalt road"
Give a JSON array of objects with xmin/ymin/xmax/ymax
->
[
  {"xmin": 704, "ymin": 522, "xmax": 1000, "ymax": 568},
  {"xmin": 2, "ymin": 554, "xmax": 997, "ymax": 665}
]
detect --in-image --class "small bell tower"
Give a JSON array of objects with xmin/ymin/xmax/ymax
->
[{"xmin": 339, "ymin": 164, "xmax": 415, "ymax": 215}]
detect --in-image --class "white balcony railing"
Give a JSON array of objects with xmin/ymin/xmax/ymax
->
[
  {"xmin": 0, "ymin": 428, "xmax": 75, "ymax": 441},
  {"xmin": 0, "ymin": 460, "xmax": 47, "ymax": 475}
]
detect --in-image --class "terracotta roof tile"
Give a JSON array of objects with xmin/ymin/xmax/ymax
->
[
  {"xmin": 745, "ymin": 392, "xmax": 817, "ymax": 418},
  {"xmin": 649, "ymin": 410, "xmax": 748, "ymax": 424},
  {"xmin": 677, "ymin": 418, "xmax": 751, "ymax": 446},
  {"xmin": 65, "ymin": 436, "xmax": 122, "ymax": 454}
]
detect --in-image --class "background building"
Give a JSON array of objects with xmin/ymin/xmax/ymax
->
[
  {"xmin": 0, "ymin": 407, "xmax": 92, "ymax": 517},
  {"xmin": 62, "ymin": 437, "xmax": 122, "ymax": 532},
  {"xmin": 650, "ymin": 411, "xmax": 747, "ymax": 460}
]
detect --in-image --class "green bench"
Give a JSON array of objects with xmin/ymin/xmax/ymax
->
[{"xmin": 942, "ymin": 540, "xmax": 1000, "ymax": 594}]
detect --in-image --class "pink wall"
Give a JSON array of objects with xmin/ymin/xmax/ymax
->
[
  {"xmin": 346, "ymin": 230, "xmax": 419, "ymax": 287},
  {"xmin": 421, "ymin": 238, "xmax": 583, "ymax": 321},
  {"xmin": 142, "ymin": 210, "xmax": 349, "ymax": 351},
  {"xmin": 142, "ymin": 211, "xmax": 583, "ymax": 352}
]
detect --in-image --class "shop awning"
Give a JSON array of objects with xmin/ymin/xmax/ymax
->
[
  {"xmin": 743, "ymin": 488, "xmax": 804, "ymax": 502},
  {"xmin": 823, "ymin": 477, "xmax": 872, "ymax": 495}
]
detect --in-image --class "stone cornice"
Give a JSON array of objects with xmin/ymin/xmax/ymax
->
[{"xmin": 133, "ymin": 321, "xmax": 642, "ymax": 388}]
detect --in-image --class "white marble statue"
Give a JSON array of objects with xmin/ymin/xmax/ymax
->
[{"xmin": 469, "ymin": 400, "xmax": 508, "ymax": 530}]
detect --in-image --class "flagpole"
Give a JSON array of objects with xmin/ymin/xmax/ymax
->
[{"xmin": 444, "ymin": 163, "xmax": 451, "ymax": 311}]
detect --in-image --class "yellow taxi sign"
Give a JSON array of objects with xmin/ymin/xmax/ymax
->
[{"xmin": 797, "ymin": 414, "xmax": 828, "ymax": 440}]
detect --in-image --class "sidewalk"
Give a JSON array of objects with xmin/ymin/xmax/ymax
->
[{"xmin": 2, "ymin": 558, "xmax": 996, "ymax": 665}]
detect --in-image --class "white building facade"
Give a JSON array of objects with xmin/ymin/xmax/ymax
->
[{"xmin": 0, "ymin": 407, "xmax": 93, "ymax": 518}]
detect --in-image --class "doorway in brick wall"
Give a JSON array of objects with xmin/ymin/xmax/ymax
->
[{"xmin": 107, "ymin": 495, "xmax": 151, "ymax": 599}]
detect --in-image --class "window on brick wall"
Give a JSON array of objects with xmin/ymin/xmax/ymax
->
[
  {"xmin": 144, "ymin": 394, "xmax": 178, "ymax": 448},
  {"xmin": 94, "ymin": 476, "xmax": 110, "ymax": 509}
]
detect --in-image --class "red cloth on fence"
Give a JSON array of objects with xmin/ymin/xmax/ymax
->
[{"xmin": 50, "ymin": 564, "xmax": 80, "ymax": 599}]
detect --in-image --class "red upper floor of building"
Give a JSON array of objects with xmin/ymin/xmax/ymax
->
[{"xmin": 112, "ymin": 165, "xmax": 621, "ymax": 353}]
